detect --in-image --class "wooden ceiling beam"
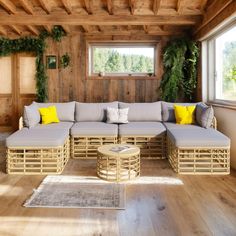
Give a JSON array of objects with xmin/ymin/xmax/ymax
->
[
  {"xmin": 177, "ymin": 0, "xmax": 185, "ymax": 13},
  {"xmin": 82, "ymin": 25, "xmax": 90, "ymax": 33},
  {"xmin": 0, "ymin": 26, "xmax": 7, "ymax": 35},
  {"xmin": 153, "ymin": 0, "xmax": 161, "ymax": 15},
  {"xmin": 85, "ymin": 30, "xmax": 184, "ymax": 36},
  {"xmin": 0, "ymin": 14, "xmax": 201, "ymax": 26},
  {"xmin": 129, "ymin": 0, "xmax": 135, "ymax": 15},
  {"xmin": 62, "ymin": 25, "xmax": 70, "ymax": 34},
  {"xmin": 11, "ymin": 25, "xmax": 22, "ymax": 35},
  {"xmin": 38, "ymin": 0, "xmax": 51, "ymax": 14},
  {"xmin": 194, "ymin": 0, "xmax": 235, "ymax": 39},
  {"xmin": 61, "ymin": 0, "xmax": 73, "ymax": 14},
  {"xmin": 43, "ymin": 25, "xmax": 52, "ymax": 32},
  {"xmin": 106, "ymin": 0, "xmax": 113, "ymax": 15},
  {"xmin": 0, "ymin": 0, "xmax": 17, "ymax": 14},
  {"xmin": 27, "ymin": 25, "xmax": 39, "ymax": 35},
  {"xmin": 143, "ymin": 25, "xmax": 149, "ymax": 34},
  {"xmin": 200, "ymin": 0, "xmax": 208, "ymax": 12},
  {"xmin": 83, "ymin": 0, "xmax": 93, "ymax": 14},
  {"xmin": 195, "ymin": 0, "xmax": 233, "ymax": 33},
  {"xmin": 18, "ymin": 0, "xmax": 34, "ymax": 15}
]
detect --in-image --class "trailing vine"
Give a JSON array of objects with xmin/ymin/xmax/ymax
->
[
  {"xmin": 160, "ymin": 38, "xmax": 199, "ymax": 102},
  {"xmin": 0, "ymin": 26, "xmax": 66, "ymax": 102}
]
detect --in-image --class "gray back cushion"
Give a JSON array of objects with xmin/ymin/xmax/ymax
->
[
  {"xmin": 75, "ymin": 102, "xmax": 118, "ymax": 122},
  {"xmin": 162, "ymin": 102, "xmax": 198, "ymax": 122},
  {"xmin": 33, "ymin": 101, "xmax": 75, "ymax": 122},
  {"xmin": 119, "ymin": 102, "xmax": 162, "ymax": 122},
  {"xmin": 23, "ymin": 103, "xmax": 40, "ymax": 128},
  {"xmin": 196, "ymin": 103, "xmax": 214, "ymax": 128}
]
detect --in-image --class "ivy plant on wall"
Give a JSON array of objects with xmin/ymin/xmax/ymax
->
[
  {"xmin": 0, "ymin": 26, "xmax": 67, "ymax": 102},
  {"xmin": 160, "ymin": 38, "xmax": 199, "ymax": 102},
  {"xmin": 60, "ymin": 53, "xmax": 71, "ymax": 68}
]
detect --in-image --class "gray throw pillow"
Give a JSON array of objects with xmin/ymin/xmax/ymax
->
[
  {"xmin": 106, "ymin": 107, "xmax": 129, "ymax": 124},
  {"xmin": 196, "ymin": 103, "xmax": 214, "ymax": 128},
  {"xmin": 23, "ymin": 103, "xmax": 40, "ymax": 128}
]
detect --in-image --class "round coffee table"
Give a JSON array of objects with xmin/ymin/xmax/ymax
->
[{"xmin": 97, "ymin": 144, "xmax": 140, "ymax": 182}]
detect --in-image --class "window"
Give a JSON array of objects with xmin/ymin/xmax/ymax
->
[
  {"xmin": 89, "ymin": 44, "xmax": 156, "ymax": 77},
  {"xmin": 205, "ymin": 24, "xmax": 236, "ymax": 104},
  {"xmin": 215, "ymin": 26, "xmax": 236, "ymax": 101}
]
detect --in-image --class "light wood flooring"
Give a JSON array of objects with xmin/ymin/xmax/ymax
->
[{"xmin": 0, "ymin": 157, "xmax": 236, "ymax": 236}]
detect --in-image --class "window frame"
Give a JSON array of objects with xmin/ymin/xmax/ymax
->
[
  {"xmin": 204, "ymin": 21, "xmax": 236, "ymax": 107},
  {"xmin": 86, "ymin": 42, "xmax": 159, "ymax": 79}
]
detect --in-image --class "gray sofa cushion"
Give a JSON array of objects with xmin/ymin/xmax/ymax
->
[
  {"xmin": 167, "ymin": 127, "xmax": 230, "ymax": 148},
  {"xmin": 119, "ymin": 122, "xmax": 166, "ymax": 136},
  {"xmin": 32, "ymin": 122, "xmax": 73, "ymax": 132},
  {"xmin": 6, "ymin": 128, "xmax": 69, "ymax": 147},
  {"xmin": 33, "ymin": 101, "xmax": 75, "ymax": 122},
  {"xmin": 162, "ymin": 102, "xmax": 198, "ymax": 122},
  {"xmin": 119, "ymin": 102, "xmax": 162, "ymax": 121},
  {"xmin": 163, "ymin": 122, "xmax": 202, "ymax": 130},
  {"xmin": 75, "ymin": 102, "xmax": 118, "ymax": 122},
  {"xmin": 196, "ymin": 103, "xmax": 214, "ymax": 128},
  {"xmin": 70, "ymin": 122, "xmax": 118, "ymax": 136},
  {"xmin": 23, "ymin": 103, "xmax": 40, "ymax": 128}
]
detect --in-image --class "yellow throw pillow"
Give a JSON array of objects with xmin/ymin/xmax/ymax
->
[
  {"xmin": 174, "ymin": 105, "xmax": 196, "ymax": 125},
  {"xmin": 38, "ymin": 106, "xmax": 60, "ymax": 125}
]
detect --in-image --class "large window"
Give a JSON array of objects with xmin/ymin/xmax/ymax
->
[
  {"xmin": 206, "ymin": 24, "xmax": 236, "ymax": 104},
  {"xmin": 89, "ymin": 44, "xmax": 156, "ymax": 77},
  {"xmin": 215, "ymin": 26, "xmax": 236, "ymax": 101}
]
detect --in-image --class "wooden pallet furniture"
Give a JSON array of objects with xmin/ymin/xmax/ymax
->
[
  {"xmin": 97, "ymin": 144, "xmax": 140, "ymax": 182},
  {"xmin": 71, "ymin": 136, "xmax": 118, "ymax": 159},
  {"xmin": 166, "ymin": 118, "xmax": 230, "ymax": 175},
  {"xmin": 120, "ymin": 134, "xmax": 166, "ymax": 159},
  {"xmin": 7, "ymin": 138, "xmax": 70, "ymax": 175}
]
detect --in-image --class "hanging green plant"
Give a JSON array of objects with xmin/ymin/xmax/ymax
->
[
  {"xmin": 51, "ymin": 26, "xmax": 66, "ymax": 42},
  {"xmin": 0, "ymin": 27, "xmax": 67, "ymax": 102},
  {"xmin": 160, "ymin": 38, "xmax": 199, "ymax": 102},
  {"xmin": 60, "ymin": 53, "xmax": 70, "ymax": 68}
]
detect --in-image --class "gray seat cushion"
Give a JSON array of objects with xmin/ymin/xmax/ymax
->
[
  {"xmin": 75, "ymin": 102, "xmax": 118, "ymax": 122},
  {"xmin": 167, "ymin": 127, "xmax": 230, "ymax": 148},
  {"xmin": 6, "ymin": 128, "xmax": 69, "ymax": 147},
  {"xmin": 119, "ymin": 122, "xmax": 166, "ymax": 136},
  {"xmin": 70, "ymin": 122, "xmax": 118, "ymax": 136},
  {"xmin": 119, "ymin": 102, "xmax": 162, "ymax": 122},
  {"xmin": 32, "ymin": 122, "xmax": 73, "ymax": 132},
  {"xmin": 163, "ymin": 122, "xmax": 202, "ymax": 130},
  {"xmin": 34, "ymin": 101, "xmax": 75, "ymax": 122}
]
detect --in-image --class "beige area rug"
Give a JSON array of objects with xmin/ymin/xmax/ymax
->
[{"xmin": 24, "ymin": 175, "xmax": 125, "ymax": 209}]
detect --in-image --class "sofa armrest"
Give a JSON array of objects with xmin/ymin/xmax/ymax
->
[
  {"xmin": 19, "ymin": 117, "xmax": 24, "ymax": 130},
  {"xmin": 211, "ymin": 116, "xmax": 217, "ymax": 130}
]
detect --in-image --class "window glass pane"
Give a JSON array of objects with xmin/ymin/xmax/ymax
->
[
  {"xmin": 215, "ymin": 26, "xmax": 236, "ymax": 101},
  {"xmin": 91, "ymin": 46, "xmax": 155, "ymax": 75}
]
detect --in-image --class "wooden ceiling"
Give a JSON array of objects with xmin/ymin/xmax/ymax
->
[{"xmin": 0, "ymin": 0, "xmax": 233, "ymax": 38}]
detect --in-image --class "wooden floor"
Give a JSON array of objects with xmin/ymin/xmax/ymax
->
[{"xmin": 0, "ymin": 158, "xmax": 236, "ymax": 236}]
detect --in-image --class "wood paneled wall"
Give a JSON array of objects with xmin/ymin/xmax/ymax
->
[
  {"xmin": 0, "ymin": 33, "xmax": 174, "ymax": 131},
  {"xmin": 45, "ymin": 34, "xmax": 171, "ymax": 103}
]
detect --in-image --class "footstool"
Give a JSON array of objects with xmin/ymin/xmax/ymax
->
[{"xmin": 97, "ymin": 144, "xmax": 140, "ymax": 182}]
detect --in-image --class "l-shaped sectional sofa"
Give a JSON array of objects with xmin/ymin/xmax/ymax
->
[{"xmin": 6, "ymin": 101, "xmax": 230, "ymax": 175}]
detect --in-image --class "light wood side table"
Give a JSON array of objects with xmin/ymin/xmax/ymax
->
[{"xmin": 97, "ymin": 144, "xmax": 140, "ymax": 182}]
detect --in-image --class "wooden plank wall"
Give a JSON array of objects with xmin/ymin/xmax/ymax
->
[{"xmin": 45, "ymin": 34, "xmax": 171, "ymax": 103}]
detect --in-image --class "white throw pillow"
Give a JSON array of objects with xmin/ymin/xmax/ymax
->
[{"xmin": 107, "ymin": 107, "xmax": 129, "ymax": 124}]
